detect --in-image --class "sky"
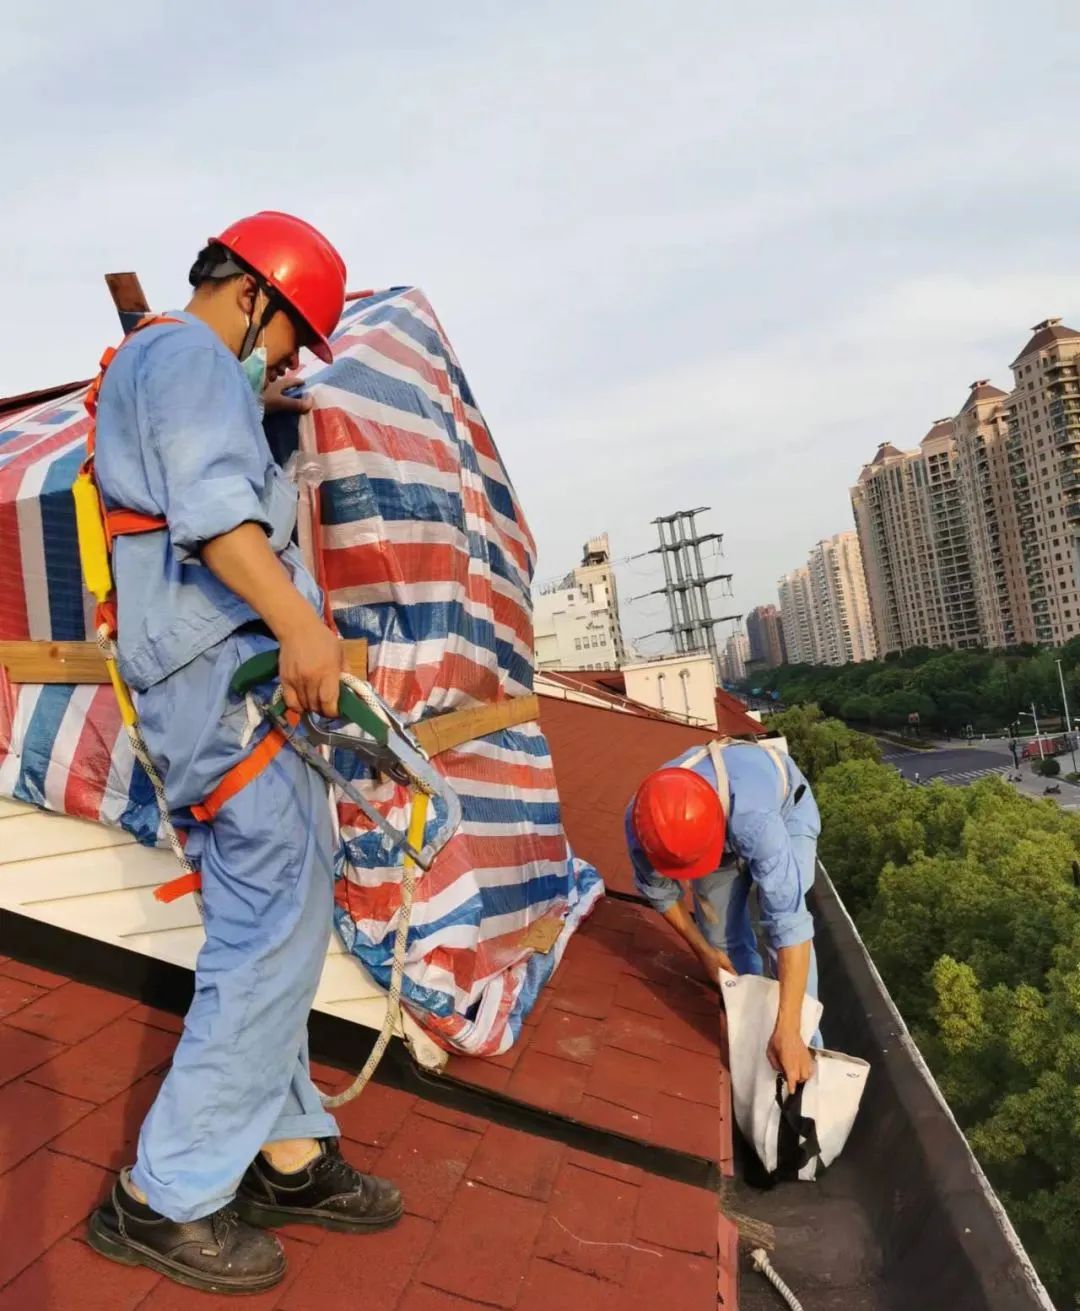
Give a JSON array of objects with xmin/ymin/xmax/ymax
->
[{"xmin": 3, "ymin": 0, "xmax": 1080, "ymax": 652}]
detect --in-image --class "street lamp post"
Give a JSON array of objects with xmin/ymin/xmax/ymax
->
[
  {"xmin": 1056, "ymin": 659, "xmax": 1078, "ymax": 774},
  {"xmin": 1019, "ymin": 705, "xmax": 1045, "ymax": 761}
]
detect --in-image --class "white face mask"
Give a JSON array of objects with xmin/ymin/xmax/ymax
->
[
  {"xmin": 240, "ymin": 301, "xmax": 269, "ymax": 417},
  {"xmin": 241, "ymin": 344, "xmax": 268, "ymax": 399}
]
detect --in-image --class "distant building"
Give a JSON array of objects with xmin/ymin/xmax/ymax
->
[
  {"xmin": 720, "ymin": 632, "xmax": 750, "ymax": 682},
  {"xmin": 746, "ymin": 604, "xmax": 787, "ymax": 668},
  {"xmin": 849, "ymin": 317, "xmax": 1080, "ymax": 653},
  {"xmin": 778, "ymin": 533, "xmax": 876, "ymax": 667},
  {"xmin": 851, "ymin": 425, "xmax": 980, "ymax": 654},
  {"xmin": 778, "ymin": 565, "xmax": 821, "ymax": 665},
  {"xmin": 807, "ymin": 532, "xmax": 877, "ymax": 665},
  {"xmin": 533, "ymin": 533, "xmax": 625, "ymax": 671}
]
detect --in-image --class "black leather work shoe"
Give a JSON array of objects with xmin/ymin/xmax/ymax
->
[
  {"xmin": 236, "ymin": 1138, "xmax": 403, "ymax": 1234},
  {"xmin": 87, "ymin": 1171, "xmax": 286, "ymax": 1295}
]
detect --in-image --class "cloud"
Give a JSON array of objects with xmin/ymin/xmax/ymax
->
[{"xmin": 2, "ymin": 0, "xmax": 1079, "ymax": 659}]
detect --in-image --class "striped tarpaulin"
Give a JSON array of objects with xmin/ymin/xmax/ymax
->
[{"xmin": 0, "ymin": 288, "xmax": 603, "ymax": 1055}]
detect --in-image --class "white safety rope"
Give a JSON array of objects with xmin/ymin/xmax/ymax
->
[
  {"xmin": 108, "ymin": 636, "xmax": 422, "ymax": 1112},
  {"xmin": 95, "ymin": 624, "xmax": 196, "ymax": 880},
  {"xmin": 750, "ymin": 1248, "xmax": 805, "ymax": 1311},
  {"xmin": 317, "ymin": 671, "xmax": 426, "ymax": 1107}
]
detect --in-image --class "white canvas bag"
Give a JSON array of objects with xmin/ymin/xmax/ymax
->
[{"xmin": 721, "ymin": 970, "xmax": 869, "ymax": 1181}]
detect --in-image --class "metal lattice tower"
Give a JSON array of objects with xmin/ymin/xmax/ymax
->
[{"xmin": 632, "ymin": 508, "xmax": 740, "ymax": 670}]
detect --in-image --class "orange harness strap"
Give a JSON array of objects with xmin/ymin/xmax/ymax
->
[
  {"xmin": 83, "ymin": 315, "xmax": 180, "ymax": 554},
  {"xmin": 190, "ymin": 709, "xmax": 302, "ymax": 824},
  {"xmin": 153, "ymin": 710, "xmax": 302, "ymax": 904}
]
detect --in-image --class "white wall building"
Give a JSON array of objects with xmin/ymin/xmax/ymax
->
[
  {"xmin": 621, "ymin": 652, "xmax": 717, "ymax": 727},
  {"xmin": 533, "ymin": 533, "xmax": 625, "ymax": 672}
]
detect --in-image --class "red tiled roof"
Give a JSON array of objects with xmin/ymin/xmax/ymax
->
[
  {"xmin": 446, "ymin": 896, "xmax": 734, "ymax": 1172},
  {"xmin": 539, "ymin": 694, "xmax": 716, "ymax": 893},
  {"xmin": 540, "ymin": 671, "xmax": 765, "ymax": 741},
  {"xmin": 714, "ymin": 689, "xmax": 767, "ymax": 738},
  {"xmin": 0, "ymin": 956, "xmax": 734, "ymax": 1310}
]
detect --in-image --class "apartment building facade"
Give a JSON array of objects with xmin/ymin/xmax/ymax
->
[
  {"xmin": 806, "ymin": 531, "xmax": 878, "ymax": 665},
  {"xmin": 746, "ymin": 604, "xmax": 788, "ymax": 668},
  {"xmin": 777, "ymin": 565, "xmax": 821, "ymax": 665},
  {"xmin": 852, "ymin": 318, "xmax": 1080, "ymax": 655}
]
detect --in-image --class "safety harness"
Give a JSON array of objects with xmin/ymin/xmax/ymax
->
[
  {"xmin": 679, "ymin": 737, "xmax": 791, "ymax": 823},
  {"xmin": 72, "ymin": 315, "xmax": 300, "ymax": 903},
  {"xmin": 72, "ymin": 315, "xmax": 201, "ymax": 895},
  {"xmin": 71, "ymin": 315, "xmax": 469, "ymax": 1107}
]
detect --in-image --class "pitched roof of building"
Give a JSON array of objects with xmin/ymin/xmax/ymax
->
[
  {"xmin": 960, "ymin": 380, "xmax": 1008, "ymax": 414},
  {"xmin": 540, "ymin": 669, "xmax": 766, "ymax": 740},
  {"xmin": 920, "ymin": 418, "xmax": 955, "ymax": 445},
  {"xmin": 0, "ymin": 380, "xmax": 88, "ymax": 420},
  {"xmin": 870, "ymin": 442, "xmax": 904, "ymax": 464},
  {"xmin": 1011, "ymin": 318, "xmax": 1080, "ymax": 366}
]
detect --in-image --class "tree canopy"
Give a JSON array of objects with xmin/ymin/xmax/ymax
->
[
  {"xmin": 778, "ymin": 712, "xmax": 1080, "ymax": 1307},
  {"xmin": 759, "ymin": 642, "xmax": 1080, "ymax": 737}
]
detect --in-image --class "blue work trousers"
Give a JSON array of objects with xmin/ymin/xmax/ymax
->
[{"xmin": 129, "ymin": 628, "xmax": 339, "ymax": 1222}]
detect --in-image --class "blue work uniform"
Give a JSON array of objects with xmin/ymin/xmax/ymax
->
[
  {"xmin": 95, "ymin": 312, "xmax": 339, "ymax": 1223},
  {"xmin": 626, "ymin": 742, "xmax": 822, "ymax": 1013}
]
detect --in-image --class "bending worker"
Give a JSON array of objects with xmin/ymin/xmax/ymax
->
[
  {"xmin": 85, "ymin": 212, "xmax": 401, "ymax": 1297},
  {"xmin": 627, "ymin": 737, "xmax": 821, "ymax": 1095}
]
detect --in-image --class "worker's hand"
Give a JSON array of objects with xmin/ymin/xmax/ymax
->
[
  {"xmin": 278, "ymin": 617, "xmax": 346, "ymax": 718},
  {"xmin": 697, "ymin": 943, "xmax": 737, "ymax": 988},
  {"xmin": 264, "ymin": 371, "xmax": 313, "ymax": 415},
  {"xmin": 767, "ymin": 1023, "xmax": 814, "ymax": 1096}
]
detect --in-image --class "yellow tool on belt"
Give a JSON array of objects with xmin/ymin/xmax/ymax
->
[{"xmin": 72, "ymin": 470, "xmax": 138, "ymax": 726}]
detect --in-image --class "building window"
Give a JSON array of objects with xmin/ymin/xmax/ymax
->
[{"xmin": 574, "ymin": 637, "xmax": 582, "ymax": 650}]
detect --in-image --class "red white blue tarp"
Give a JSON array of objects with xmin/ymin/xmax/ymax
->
[{"xmin": 0, "ymin": 287, "xmax": 603, "ymax": 1055}]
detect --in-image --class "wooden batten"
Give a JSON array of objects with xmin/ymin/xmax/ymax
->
[
  {"xmin": 0, "ymin": 639, "xmax": 369, "ymax": 685},
  {"xmin": 413, "ymin": 694, "xmax": 540, "ymax": 757}
]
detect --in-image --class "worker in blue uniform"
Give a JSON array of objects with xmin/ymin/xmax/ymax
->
[
  {"xmin": 627, "ymin": 738, "xmax": 821, "ymax": 1096},
  {"xmin": 86, "ymin": 213, "xmax": 402, "ymax": 1298}
]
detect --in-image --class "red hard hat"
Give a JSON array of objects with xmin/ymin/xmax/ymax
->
[
  {"xmin": 631, "ymin": 768, "xmax": 726, "ymax": 880},
  {"xmin": 210, "ymin": 211, "xmax": 346, "ymax": 364}
]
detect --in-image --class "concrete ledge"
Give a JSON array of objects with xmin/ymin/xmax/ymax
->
[{"xmin": 813, "ymin": 864, "xmax": 1053, "ymax": 1311}]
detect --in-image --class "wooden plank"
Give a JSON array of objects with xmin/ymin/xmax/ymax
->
[
  {"xmin": 104, "ymin": 272, "xmax": 150, "ymax": 316},
  {"xmin": 0, "ymin": 638, "xmax": 368, "ymax": 685},
  {"xmin": 0, "ymin": 812, "xmax": 136, "ymax": 865},
  {"xmin": 0, "ymin": 641, "xmax": 112, "ymax": 685},
  {"xmin": 105, "ymin": 272, "xmax": 151, "ymax": 332},
  {"xmin": 0, "ymin": 799, "xmax": 35, "ymax": 821},
  {"xmin": 414, "ymin": 694, "xmax": 539, "ymax": 757},
  {"xmin": 0, "ymin": 843, "xmax": 168, "ymax": 905}
]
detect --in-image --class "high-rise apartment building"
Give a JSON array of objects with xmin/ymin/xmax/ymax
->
[
  {"xmin": 852, "ymin": 317, "xmax": 1080, "ymax": 655},
  {"xmin": 952, "ymin": 380, "xmax": 1032, "ymax": 648},
  {"xmin": 852, "ymin": 421, "xmax": 983, "ymax": 654},
  {"xmin": 746, "ymin": 604, "xmax": 787, "ymax": 668},
  {"xmin": 720, "ymin": 631, "xmax": 750, "ymax": 683},
  {"xmin": 806, "ymin": 532, "xmax": 877, "ymax": 665},
  {"xmin": 777, "ymin": 566, "xmax": 820, "ymax": 665},
  {"xmin": 1002, "ymin": 320, "xmax": 1080, "ymax": 644}
]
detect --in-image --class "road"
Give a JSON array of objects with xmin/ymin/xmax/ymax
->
[
  {"xmin": 877, "ymin": 739, "xmax": 1012, "ymax": 787},
  {"xmin": 877, "ymin": 736, "xmax": 1080, "ymax": 808}
]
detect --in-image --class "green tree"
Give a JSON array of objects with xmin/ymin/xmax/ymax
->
[
  {"xmin": 814, "ymin": 756, "xmax": 1080, "ymax": 1308},
  {"xmin": 768, "ymin": 704, "xmax": 880, "ymax": 786}
]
